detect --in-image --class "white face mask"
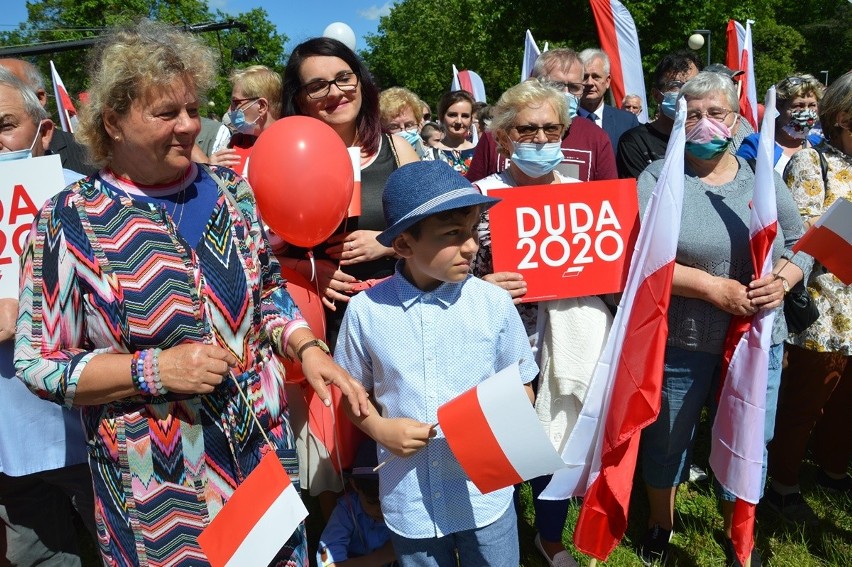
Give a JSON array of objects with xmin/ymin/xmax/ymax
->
[{"xmin": 0, "ymin": 124, "xmax": 42, "ymax": 162}]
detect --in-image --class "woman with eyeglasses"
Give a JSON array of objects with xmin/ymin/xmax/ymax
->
[
  {"xmin": 379, "ymin": 86, "xmax": 432, "ymax": 159},
  {"xmin": 635, "ymin": 72, "xmax": 810, "ymax": 567},
  {"xmin": 766, "ymin": 70, "xmax": 852, "ymax": 525},
  {"xmin": 472, "ymin": 80, "xmax": 613, "ymax": 567},
  {"xmin": 737, "ymin": 74, "xmax": 825, "ymax": 175},
  {"xmin": 433, "ymin": 90, "xmax": 478, "ymax": 176},
  {"xmin": 208, "ymin": 65, "xmax": 282, "ymax": 177},
  {"xmin": 279, "ymin": 37, "xmax": 418, "ymax": 513}
]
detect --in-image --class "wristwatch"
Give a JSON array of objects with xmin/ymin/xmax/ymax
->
[
  {"xmin": 774, "ymin": 274, "xmax": 790, "ymax": 295},
  {"xmin": 296, "ymin": 339, "xmax": 331, "ymax": 362}
]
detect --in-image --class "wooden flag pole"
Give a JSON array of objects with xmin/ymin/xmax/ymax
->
[{"xmin": 589, "ymin": 559, "xmax": 598, "ymax": 566}]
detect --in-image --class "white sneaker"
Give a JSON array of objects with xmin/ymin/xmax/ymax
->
[{"xmin": 534, "ymin": 533, "xmax": 579, "ymax": 567}]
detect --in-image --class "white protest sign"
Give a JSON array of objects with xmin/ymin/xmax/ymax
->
[{"xmin": 0, "ymin": 154, "xmax": 65, "ymax": 298}]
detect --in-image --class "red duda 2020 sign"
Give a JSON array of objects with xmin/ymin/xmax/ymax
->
[{"xmin": 487, "ymin": 179, "xmax": 639, "ymax": 302}]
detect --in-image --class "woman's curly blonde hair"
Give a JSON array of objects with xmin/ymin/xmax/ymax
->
[{"xmin": 76, "ymin": 19, "xmax": 217, "ymax": 166}]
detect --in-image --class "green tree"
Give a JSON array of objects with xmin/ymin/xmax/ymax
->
[
  {"xmin": 0, "ymin": 0, "xmax": 287, "ymax": 117},
  {"xmin": 363, "ymin": 0, "xmax": 850, "ymax": 111}
]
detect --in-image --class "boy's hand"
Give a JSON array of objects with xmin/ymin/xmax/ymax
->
[{"xmin": 378, "ymin": 418, "xmax": 436, "ymax": 458}]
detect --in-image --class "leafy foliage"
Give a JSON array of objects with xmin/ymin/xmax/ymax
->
[
  {"xmin": 363, "ymin": 0, "xmax": 851, "ymax": 111},
  {"xmin": 0, "ymin": 0, "xmax": 287, "ymax": 117}
]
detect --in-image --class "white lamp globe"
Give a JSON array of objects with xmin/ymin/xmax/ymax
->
[{"xmin": 688, "ymin": 33, "xmax": 705, "ymax": 50}]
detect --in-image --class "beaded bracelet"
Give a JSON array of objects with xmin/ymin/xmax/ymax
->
[{"xmin": 131, "ymin": 348, "xmax": 167, "ymax": 396}]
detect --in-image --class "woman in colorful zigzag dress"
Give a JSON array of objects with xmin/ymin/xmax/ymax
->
[{"xmin": 14, "ymin": 20, "xmax": 369, "ymax": 567}]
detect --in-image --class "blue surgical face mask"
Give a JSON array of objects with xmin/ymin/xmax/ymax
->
[
  {"xmin": 510, "ymin": 141, "xmax": 563, "ymax": 178},
  {"xmin": 660, "ymin": 91, "xmax": 678, "ymax": 119},
  {"xmin": 0, "ymin": 124, "xmax": 42, "ymax": 162},
  {"xmin": 399, "ymin": 128, "xmax": 421, "ymax": 148},
  {"xmin": 227, "ymin": 100, "xmax": 260, "ymax": 136},
  {"xmin": 564, "ymin": 92, "xmax": 579, "ymax": 120}
]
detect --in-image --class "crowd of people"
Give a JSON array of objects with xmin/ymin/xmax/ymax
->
[{"xmin": 0, "ymin": 18, "xmax": 849, "ymax": 567}]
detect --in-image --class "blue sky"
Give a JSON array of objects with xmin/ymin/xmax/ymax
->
[{"xmin": 2, "ymin": 1, "xmax": 394, "ymax": 52}]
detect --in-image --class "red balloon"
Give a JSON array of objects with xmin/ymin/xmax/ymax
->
[{"xmin": 249, "ymin": 116, "xmax": 354, "ymax": 248}]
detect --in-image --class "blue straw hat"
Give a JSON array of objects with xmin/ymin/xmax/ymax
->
[{"xmin": 377, "ymin": 160, "xmax": 500, "ymax": 247}]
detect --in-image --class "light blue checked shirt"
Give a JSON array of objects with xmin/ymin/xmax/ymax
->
[{"xmin": 334, "ymin": 264, "xmax": 538, "ymax": 539}]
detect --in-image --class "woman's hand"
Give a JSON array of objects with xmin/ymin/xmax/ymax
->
[
  {"xmin": 747, "ymin": 274, "xmax": 787, "ymax": 312},
  {"xmin": 709, "ymin": 277, "xmax": 759, "ymax": 316},
  {"xmin": 157, "ymin": 344, "xmax": 238, "ymax": 395},
  {"xmin": 300, "ymin": 346, "xmax": 370, "ymax": 417},
  {"xmin": 482, "ymin": 272, "xmax": 527, "ymax": 304},
  {"xmin": 0, "ymin": 298, "xmax": 18, "ymax": 343},
  {"xmin": 320, "ymin": 267, "xmax": 358, "ymax": 310},
  {"xmin": 326, "ymin": 231, "xmax": 393, "ymax": 265},
  {"xmin": 208, "ymin": 148, "xmax": 241, "ymax": 169}
]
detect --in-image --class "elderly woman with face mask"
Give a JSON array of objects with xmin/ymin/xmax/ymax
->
[
  {"xmin": 472, "ymin": 80, "xmax": 615, "ymax": 567},
  {"xmin": 737, "ymin": 74, "xmax": 824, "ymax": 175},
  {"xmin": 635, "ymin": 72, "xmax": 811, "ymax": 567}
]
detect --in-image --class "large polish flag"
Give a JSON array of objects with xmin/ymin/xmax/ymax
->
[
  {"xmin": 792, "ymin": 197, "xmax": 852, "ymax": 285},
  {"xmin": 728, "ymin": 20, "xmax": 759, "ymax": 131},
  {"xmin": 709, "ymin": 87, "xmax": 779, "ymax": 567},
  {"xmin": 589, "ymin": 0, "xmax": 648, "ymax": 124},
  {"xmin": 725, "ymin": 20, "xmax": 746, "ymax": 74},
  {"xmin": 49, "ymin": 61, "xmax": 78, "ymax": 133},
  {"xmin": 522, "ymin": 29, "xmax": 541, "ymax": 81},
  {"xmin": 539, "ymin": 100, "xmax": 687, "ymax": 560},
  {"xmin": 198, "ymin": 452, "xmax": 308, "ymax": 567},
  {"xmin": 451, "ymin": 65, "xmax": 487, "ymax": 103},
  {"xmin": 437, "ymin": 363, "xmax": 564, "ymax": 495}
]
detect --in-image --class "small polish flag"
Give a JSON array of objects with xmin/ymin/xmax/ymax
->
[
  {"xmin": 792, "ymin": 197, "xmax": 852, "ymax": 284},
  {"xmin": 347, "ymin": 146, "xmax": 362, "ymax": 217},
  {"xmin": 437, "ymin": 363, "xmax": 564, "ymax": 494},
  {"xmin": 198, "ymin": 452, "xmax": 308, "ymax": 567},
  {"xmin": 49, "ymin": 61, "xmax": 78, "ymax": 133}
]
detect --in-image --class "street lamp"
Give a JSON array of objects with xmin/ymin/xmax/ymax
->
[
  {"xmin": 689, "ymin": 29, "xmax": 711, "ymax": 67},
  {"xmin": 821, "ymin": 70, "xmax": 829, "ymax": 86}
]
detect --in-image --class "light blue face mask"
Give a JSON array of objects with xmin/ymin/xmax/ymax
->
[
  {"xmin": 399, "ymin": 128, "xmax": 421, "ymax": 148},
  {"xmin": 227, "ymin": 100, "xmax": 260, "ymax": 136},
  {"xmin": 510, "ymin": 141, "xmax": 563, "ymax": 178},
  {"xmin": 660, "ymin": 91, "xmax": 678, "ymax": 119},
  {"xmin": 0, "ymin": 125, "xmax": 41, "ymax": 162},
  {"xmin": 564, "ymin": 93, "xmax": 580, "ymax": 120}
]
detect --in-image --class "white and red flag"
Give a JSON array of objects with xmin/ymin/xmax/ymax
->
[
  {"xmin": 792, "ymin": 197, "xmax": 852, "ymax": 284},
  {"xmin": 709, "ymin": 86, "xmax": 779, "ymax": 567},
  {"xmin": 725, "ymin": 20, "xmax": 746, "ymax": 75},
  {"xmin": 437, "ymin": 363, "xmax": 564, "ymax": 495},
  {"xmin": 727, "ymin": 20, "xmax": 759, "ymax": 131},
  {"xmin": 49, "ymin": 61, "xmax": 78, "ymax": 133},
  {"xmin": 588, "ymin": 0, "xmax": 648, "ymax": 124},
  {"xmin": 539, "ymin": 99, "xmax": 687, "ymax": 560},
  {"xmin": 450, "ymin": 65, "xmax": 486, "ymax": 103},
  {"xmin": 198, "ymin": 451, "xmax": 308, "ymax": 567},
  {"xmin": 522, "ymin": 29, "xmax": 541, "ymax": 82}
]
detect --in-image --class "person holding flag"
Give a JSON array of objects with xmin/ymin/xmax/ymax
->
[
  {"xmin": 635, "ymin": 72, "xmax": 809, "ymax": 566},
  {"xmin": 769, "ymin": 71, "xmax": 852, "ymax": 525}
]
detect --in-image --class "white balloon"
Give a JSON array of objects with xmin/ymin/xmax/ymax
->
[
  {"xmin": 323, "ymin": 22, "xmax": 356, "ymax": 52},
  {"xmin": 688, "ymin": 33, "xmax": 705, "ymax": 50}
]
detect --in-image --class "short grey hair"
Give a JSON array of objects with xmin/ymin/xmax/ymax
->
[
  {"xmin": 531, "ymin": 48, "xmax": 583, "ymax": 80},
  {"xmin": 490, "ymin": 80, "xmax": 570, "ymax": 136},
  {"xmin": 0, "ymin": 67, "xmax": 48, "ymax": 125},
  {"xmin": 579, "ymin": 48, "xmax": 610, "ymax": 75},
  {"xmin": 679, "ymin": 71, "xmax": 739, "ymax": 113}
]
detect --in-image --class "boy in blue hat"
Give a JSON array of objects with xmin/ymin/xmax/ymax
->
[{"xmin": 334, "ymin": 160, "xmax": 537, "ymax": 566}]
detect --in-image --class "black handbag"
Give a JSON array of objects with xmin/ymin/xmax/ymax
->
[{"xmin": 784, "ymin": 286, "xmax": 820, "ymax": 334}]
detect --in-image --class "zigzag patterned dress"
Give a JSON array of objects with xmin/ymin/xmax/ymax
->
[{"xmin": 16, "ymin": 165, "xmax": 308, "ymax": 566}]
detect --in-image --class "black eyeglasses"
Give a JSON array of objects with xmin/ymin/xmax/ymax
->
[
  {"xmin": 302, "ymin": 72, "xmax": 360, "ymax": 99},
  {"xmin": 542, "ymin": 79, "xmax": 585, "ymax": 96},
  {"xmin": 230, "ymin": 97, "xmax": 259, "ymax": 110},
  {"xmin": 662, "ymin": 80, "xmax": 685, "ymax": 93},
  {"xmin": 512, "ymin": 123, "xmax": 565, "ymax": 142}
]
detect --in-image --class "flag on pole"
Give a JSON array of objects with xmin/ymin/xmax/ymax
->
[
  {"xmin": 588, "ymin": 0, "xmax": 649, "ymax": 124},
  {"xmin": 437, "ymin": 363, "xmax": 564, "ymax": 494},
  {"xmin": 522, "ymin": 29, "xmax": 541, "ymax": 82},
  {"xmin": 739, "ymin": 21, "xmax": 759, "ymax": 131},
  {"xmin": 49, "ymin": 61, "xmax": 78, "ymax": 133},
  {"xmin": 198, "ymin": 452, "xmax": 308, "ymax": 567},
  {"xmin": 450, "ymin": 65, "xmax": 487, "ymax": 103},
  {"xmin": 792, "ymin": 197, "xmax": 852, "ymax": 284},
  {"xmin": 540, "ymin": 100, "xmax": 687, "ymax": 561},
  {"xmin": 725, "ymin": 20, "xmax": 745, "ymax": 74},
  {"xmin": 709, "ymin": 87, "xmax": 779, "ymax": 567}
]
